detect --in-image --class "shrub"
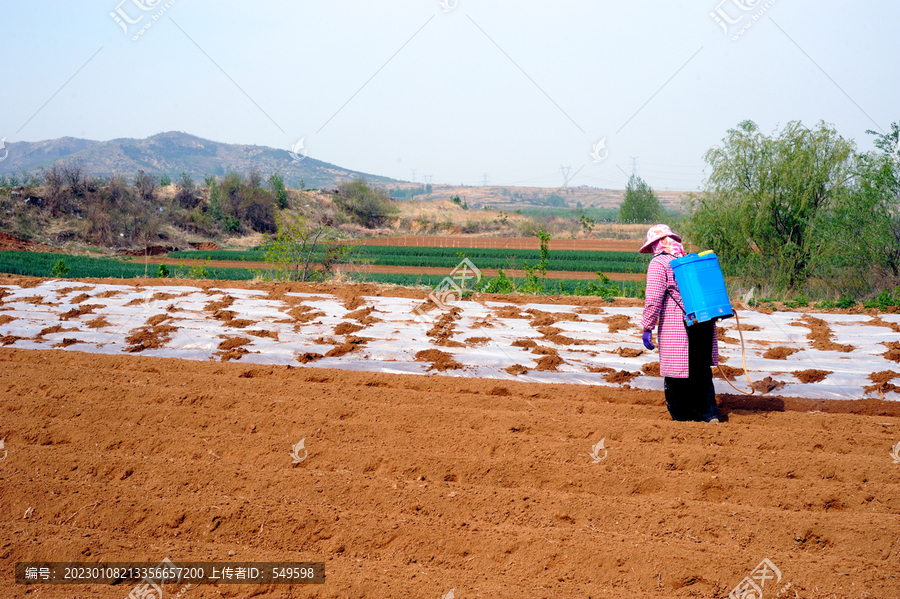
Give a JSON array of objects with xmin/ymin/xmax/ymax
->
[
  {"xmin": 134, "ymin": 170, "xmax": 157, "ymax": 203},
  {"xmin": 481, "ymin": 268, "xmax": 515, "ymax": 294},
  {"xmin": 262, "ymin": 212, "xmax": 354, "ymax": 282},
  {"xmin": 176, "ymin": 171, "xmax": 199, "ymax": 209},
  {"xmin": 50, "ymin": 258, "xmax": 70, "ymax": 278},
  {"xmin": 157, "ymin": 263, "xmax": 170, "ymax": 278},
  {"xmin": 836, "ymin": 295, "xmax": 856, "ymax": 309},
  {"xmin": 334, "ymin": 179, "xmax": 399, "ymax": 227},
  {"xmin": 269, "ymin": 172, "xmax": 289, "ymax": 209}
]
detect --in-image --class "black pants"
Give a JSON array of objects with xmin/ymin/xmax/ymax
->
[{"xmin": 663, "ymin": 320, "xmax": 719, "ymax": 422}]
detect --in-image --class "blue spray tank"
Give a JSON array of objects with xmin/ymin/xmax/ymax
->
[{"xmin": 670, "ymin": 251, "xmax": 733, "ymax": 326}]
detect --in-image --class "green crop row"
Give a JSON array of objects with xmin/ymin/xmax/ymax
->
[
  {"xmin": 167, "ymin": 245, "xmax": 651, "ymax": 273},
  {"xmin": 0, "ymin": 251, "xmax": 256, "ymax": 281}
]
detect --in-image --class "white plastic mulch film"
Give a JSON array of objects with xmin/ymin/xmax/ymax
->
[{"xmin": 0, "ymin": 281, "xmax": 897, "ymax": 401}]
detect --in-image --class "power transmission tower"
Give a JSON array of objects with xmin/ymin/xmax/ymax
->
[
  {"xmin": 560, "ymin": 165, "xmax": 572, "ymax": 187},
  {"xmin": 410, "ymin": 169, "xmax": 417, "ymax": 182},
  {"xmin": 629, "ymin": 157, "xmax": 638, "ymax": 176},
  {"xmin": 424, "ymin": 175, "xmax": 434, "ymax": 185},
  {"xmin": 481, "ymin": 173, "xmax": 490, "ymax": 187}
]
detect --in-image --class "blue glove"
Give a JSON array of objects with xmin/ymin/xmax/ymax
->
[{"xmin": 642, "ymin": 330, "xmax": 655, "ymax": 350}]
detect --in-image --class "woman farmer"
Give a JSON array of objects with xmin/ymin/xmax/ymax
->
[{"xmin": 639, "ymin": 225, "xmax": 720, "ymax": 423}]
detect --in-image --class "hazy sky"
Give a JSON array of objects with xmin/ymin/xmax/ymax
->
[{"xmin": 1, "ymin": 1, "xmax": 897, "ymax": 191}]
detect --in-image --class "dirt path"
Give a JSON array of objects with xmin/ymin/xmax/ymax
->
[
  {"xmin": 152, "ymin": 257, "xmax": 645, "ymax": 281},
  {"xmin": 1, "ymin": 348, "xmax": 898, "ymax": 598}
]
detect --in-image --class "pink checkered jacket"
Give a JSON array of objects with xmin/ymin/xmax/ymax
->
[{"xmin": 640, "ymin": 253, "xmax": 718, "ymax": 378}]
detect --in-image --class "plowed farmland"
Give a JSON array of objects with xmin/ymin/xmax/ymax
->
[{"xmin": 0, "ymin": 278, "xmax": 899, "ymax": 599}]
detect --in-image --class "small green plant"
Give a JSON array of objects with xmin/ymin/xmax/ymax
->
[
  {"xmin": 836, "ymin": 295, "xmax": 856, "ymax": 309},
  {"xmin": 518, "ymin": 264, "xmax": 546, "ymax": 294},
  {"xmin": 572, "ymin": 272, "xmax": 620, "ymax": 301},
  {"xmin": 159, "ymin": 173, "xmax": 172, "ymax": 186},
  {"xmin": 480, "ymin": 268, "xmax": 516, "ymax": 294},
  {"xmin": 269, "ymin": 172, "xmax": 289, "ymax": 209},
  {"xmin": 876, "ymin": 288, "xmax": 900, "ymax": 310},
  {"xmin": 537, "ymin": 229, "xmax": 550, "ymax": 275},
  {"xmin": 50, "ymin": 259, "xmax": 70, "ymax": 278},
  {"xmin": 188, "ymin": 260, "xmax": 211, "ymax": 279},
  {"xmin": 156, "ymin": 263, "xmax": 170, "ymax": 278},
  {"xmin": 818, "ymin": 299, "xmax": 836, "ymax": 309}
]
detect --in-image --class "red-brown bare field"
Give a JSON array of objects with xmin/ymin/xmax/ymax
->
[
  {"xmin": 1, "ymin": 340, "xmax": 899, "ymax": 598},
  {"xmin": 348, "ymin": 236, "xmax": 643, "ymax": 252}
]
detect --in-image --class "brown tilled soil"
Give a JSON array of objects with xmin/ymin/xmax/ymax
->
[
  {"xmin": 59, "ymin": 304, "xmax": 103, "ymax": 320},
  {"xmin": 794, "ymin": 369, "xmax": 832, "ymax": 384},
  {"xmin": 763, "ymin": 346, "xmax": 800, "ymax": 360},
  {"xmin": 603, "ymin": 369, "xmax": 640, "ymax": 384},
  {"xmin": 863, "ymin": 316, "xmax": 900, "ymax": 333},
  {"xmin": 870, "ymin": 370, "xmax": 900, "ymax": 384},
  {"xmin": 85, "ymin": 316, "xmax": 112, "ymax": 329},
  {"xmin": 865, "ymin": 370, "xmax": 900, "ymax": 396},
  {"xmin": 603, "ymin": 314, "xmax": 632, "ymax": 333},
  {"xmin": 791, "ymin": 315, "xmax": 855, "ymax": 352},
  {"xmin": 287, "ymin": 305, "xmax": 325, "ymax": 324},
  {"xmin": 124, "ymin": 318, "xmax": 178, "ymax": 353},
  {"xmin": 716, "ymin": 326, "xmax": 739, "ymax": 344},
  {"xmin": 493, "ymin": 305, "xmax": 528, "ymax": 319},
  {"xmin": 344, "ymin": 306, "xmax": 381, "ymax": 325},
  {"xmin": 296, "ymin": 352, "xmax": 324, "ymax": 364},
  {"xmin": 2, "ymin": 276, "xmax": 900, "ymax": 597},
  {"xmin": 641, "ymin": 362, "xmax": 661, "ymax": 377},
  {"xmin": 35, "ymin": 325, "xmax": 77, "ymax": 338},
  {"xmin": 325, "ymin": 336, "xmax": 369, "ymax": 358},
  {"xmin": 752, "ymin": 376, "xmax": 787, "ymax": 394},
  {"xmin": 610, "ymin": 347, "xmax": 644, "ymax": 358},
  {"xmin": 534, "ymin": 354, "xmax": 565, "ymax": 372},
  {"xmin": 334, "ymin": 322, "xmax": 365, "ymax": 336},
  {"xmin": 2, "ymin": 348, "xmax": 897, "ymax": 598},
  {"xmin": 414, "ymin": 348, "xmax": 463, "ymax": 371},
  {"xmin": 713, "ymin": 365, "xmax": 748, "ymax": 380},
  {"xmin": 427, "ymin": 309, "xmax": 465, "ymax": 348},
  {"xmin": 883, "ymin": 341, "xmax": 900, "ymax": 363}
]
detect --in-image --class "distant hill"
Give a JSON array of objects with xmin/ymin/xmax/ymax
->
[{"xmin": 0, "ymin": 131, "xmax": 395, "ymax": 188}]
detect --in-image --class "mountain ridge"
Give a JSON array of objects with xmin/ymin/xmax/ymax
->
[{"xmin": 0, "ymin": 131, "xmax": 395, "ymax": 188}]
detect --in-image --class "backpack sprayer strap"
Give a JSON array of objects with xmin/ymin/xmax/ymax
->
[{"xmin": 653, "ymin": 253, "xmax": 687, "ymax": 317}]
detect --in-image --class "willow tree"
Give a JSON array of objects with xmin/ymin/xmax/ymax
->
[{"xmin": 684, "ymin": 120, "xmax": 856, "ymax": 290}]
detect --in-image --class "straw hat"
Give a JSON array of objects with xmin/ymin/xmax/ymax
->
[{"xmin": 638, "ymin": 224, "xmax": 681, "ymax": 254}]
